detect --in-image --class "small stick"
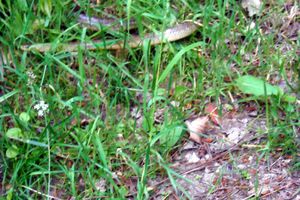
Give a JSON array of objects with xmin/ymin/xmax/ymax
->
[
  {"xmin": 21, "ymin": 185, "xmax": 62, "ymax": 200},
  {"xmin": 241, "ymin": 144, "xmax": 265, "ymax": 148},
  {"xmin": 260, "ymin": 184, "xmax": 289, "ymax": 199}
]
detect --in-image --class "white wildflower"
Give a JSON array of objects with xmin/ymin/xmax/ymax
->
[
  {"xmin": 26, "ymin": 70, "xmax": 36, "ymax": 86},
  {"xmin": 34, "ymin": 100, "xmax": 49, "ymax": 117}
]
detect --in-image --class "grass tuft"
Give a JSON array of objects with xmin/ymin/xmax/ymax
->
[{"xmin": 0, "ymin": 0, "xmax": 299, "ymax": 199}]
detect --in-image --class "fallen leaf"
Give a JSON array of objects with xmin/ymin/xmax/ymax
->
[
  {"xmin": 202, "ymin": 137, "xmax": 214, "ymax": 143},
  {"xmin": 205, "ymin": 103, "xmax": 221, "ymax": 126},
  {"xmin": 185, "ymin": 116, "xmax": 209, "ymax": 144}
]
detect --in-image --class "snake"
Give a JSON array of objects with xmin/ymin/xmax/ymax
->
[{"xmin": 21, "ymin": 14, "xmax": 200, "ymax": 52}]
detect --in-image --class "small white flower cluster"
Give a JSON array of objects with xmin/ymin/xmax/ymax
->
[
  {"xmin": 26, "ymin": 70, "xmax": 36, "ymax": 86},
  {"xmin": 34, "ymin": 100, "xmax": 49, "ymax": 117}
]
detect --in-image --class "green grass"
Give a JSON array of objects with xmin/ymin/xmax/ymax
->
[{"xmin": 0, "ymin": 0, "xmax": 299, "ymax": 199}]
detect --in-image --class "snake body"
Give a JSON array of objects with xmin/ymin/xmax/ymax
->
[
  {"xmin": 21, "ymin": 15, "xmax": 200, "ymax": 52},
  {"xmin": 77, "ymin": 14, "xmax": 137, "ymax": 31}
]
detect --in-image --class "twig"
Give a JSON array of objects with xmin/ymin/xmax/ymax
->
[
  {"xmin": 184, "ymin": 132, "xmax": 267, "ymax": 175},
  {"xmin": 242, "ymin": 182, "xmax": 299, "ymax": 200},
  {"xmin": 241, "ymin": 144, "xmax": 265, "ymax": 148},
  {"xmin": 21, "ymin": 185, "xmax": 62, "ymax": 200},
  {"xmin": 212, "ymin": 186, "xmax": 249, "ymax": 193},
  {"xmin": 289, "ymin": 187, "xmax": 300, "ymax": 200},
  {"xmin": 260, "ymin": 184, "xmax": 289, "ymax": 199},
  {"xmin": 241, "ymin": 193, "xmax": 255, "ymax": 200},
  {"xmin": 218, "ymin": 190, "xmax": 240, "ymax": 200},
  {"xmin": 182, "ymin": 137, "xmax": 251, "ymax": 175}
]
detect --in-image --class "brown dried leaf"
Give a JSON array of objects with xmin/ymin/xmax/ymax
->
[
  {"xmin": 202, "ymin": 137, "xmax": 214, "ymax": 143},
  {"xmin": 185, "ymin": 116, "xmax": 209, "ymax": 144},
  {"xmin": 205, "ymin": 103, "xmax": 222, "ymax": 126}
]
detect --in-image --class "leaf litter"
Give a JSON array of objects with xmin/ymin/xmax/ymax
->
[{"xmin": 150, "ymin": 111, "xmax": 299, "ymax": 199}]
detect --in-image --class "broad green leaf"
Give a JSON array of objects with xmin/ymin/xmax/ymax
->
[
  {"xmin": 6, "ymin": 128, "xmax": 23, "ymax": 139},
  {"xmin": 160, "ymin": 125, "xmax": 184, "ymax": 148},
  {"xmin": 6, "ymin": 145, "xmax": 19, "ymax": 158},
  {"xmin": 236, "ymin": 75, "xmax": 281, "ymax": 96},
  {"xmin": 174, "ymin": 85, "xmax": 188, "ymax": 97},
  {"xmin": 19, "ymin": 112, "xmax": 30, "ymax": 123}
]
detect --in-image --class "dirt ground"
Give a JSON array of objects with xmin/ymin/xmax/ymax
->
[{"xmin": 150, "ymin": 112, "xmax": 300, "ymax": 199}]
